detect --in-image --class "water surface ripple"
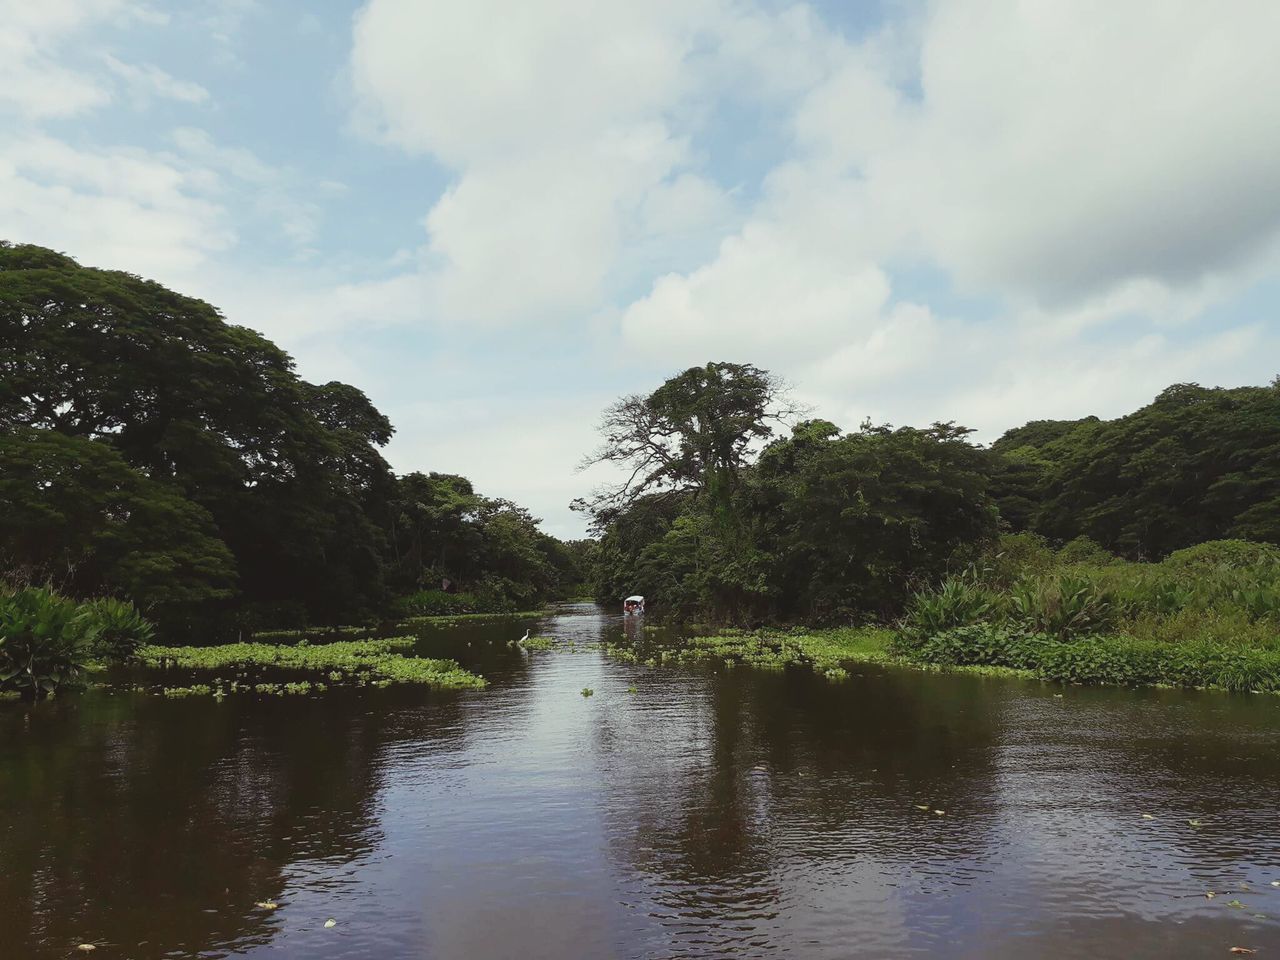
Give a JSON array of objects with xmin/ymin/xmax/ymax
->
[{"xmin": 1, "ymin": 603, "xmax": 1278, "ymax": 958}]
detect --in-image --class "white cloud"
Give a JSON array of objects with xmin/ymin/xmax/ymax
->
[
  {"xmin": 104, "ymin": 54, "xmax": 210, "ymax": 105},
  {"xmin": 606, "ymin": 0, "xmax": 1280, "ymax": 454},
  {"xmin": 0, "ymin": 135, "xmax": 234, "ymax": 278},
  {"xmin": 801, "ymin": 0, "xmax": 1280, "ymax": 302},
  {"xmin": 346, "ymin": 0, "xmax": 820, "ymax": 327},
  {"xmin": 0, "ymin": 0, "xmax": 174, "ymax": 118}
]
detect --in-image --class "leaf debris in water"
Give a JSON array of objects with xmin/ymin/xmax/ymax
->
[
  {"xmin": 1230, "ymin": 949, "xmax": 1257, "ymax": 956},
  {"xmin": 255, "ymin": 901, "xmax": 280, "ymax": 910},
  {"xmin": 915, "ymin": 804, "xmax": 930, "ymax": 810},
  {"xmin": 1142, "ymin": 814, "xmax": 1155, "ymax": 820},
  {"xmin": 76, "ymin": 946, "xmax": 96, "ymax": 953},
  {"xmin": 324, "ymin": 919, "xmax": 337, "ymax": 928}
]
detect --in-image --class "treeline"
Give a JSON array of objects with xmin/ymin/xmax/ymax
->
[
  {"xmin": 584, "ymin": 362, "xmax": 1280, "ymax": 624},
  {"xmin": 0, "ymin": 243, "xmax": 581, "ymax": 640}
]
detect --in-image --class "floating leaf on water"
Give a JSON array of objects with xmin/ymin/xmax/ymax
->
[
  {"xmin": 1230, "ymin": 948, "xmax": 1257, "ymax": 955},
  {"xmin": 1272, "ymin": 880, "xmax": 1280, "ymax": 887},
  {"xmin": 934, "ymin": 810, "xmax": 946, "ymax": 815},
  {"xmin": 76, "ymin": 946, "xmax": 97, "ymax": 953},
  {"xmin": 627, "ymin": 685, "xmax": 638, "ymax": 693},
  {"xmin": 324, "ymin": 919, "xmax": 337, "ymax": 928},
  {"xmin": 1206, "ymin": 892, "xmax": 1217, "ymax": 899},
  {"xmin": 1142, "ymin": 814, "xmax": 1155, "ymax": 820},
  {"xmin": 580, "ymin": 688, "xmax": 594, "ymax": 697},
  {"xmin": 1227, "ymin": 899, "xmax": 1245, "ymax": 909},
  {"xmin": 1188, "ymin": 819, "xmax": 1203, "ymax": 827},
  {"xmin": 915, "ymin": 804, "xmax": 930, "ymax": 811},
  {"xmin": 255, "ymin": 901, "xmax": 280, "ymax": 910}
]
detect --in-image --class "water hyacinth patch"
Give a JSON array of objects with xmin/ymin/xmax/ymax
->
[{"xmin": 136, "ymin": 637, "xmax": 485, "ymax": 694}]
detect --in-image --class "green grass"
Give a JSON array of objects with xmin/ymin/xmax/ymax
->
[
  {"xmin": 520, "ymin": 635, "xmax": 558, "ymax": 650},
  {"xmin": 602, "ymin": 627, "xmax": 897, "ymax": 680},
  {"xmin": 135, "ymin": 637, "xmax": 485, "ymax": 694}
]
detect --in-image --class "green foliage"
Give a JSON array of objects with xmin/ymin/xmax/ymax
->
[
  {"xmin": 586, "ymin": 370, "xmax": 1000, "ymax": 624},
  {"xmin": 753, "ymin": 419, "xmax": 999, "ymax": 621},
  {"xmin": 79, "ymin": 597, "xmax": 155, "ymax": 661},
  {"xmin": 0, "ymin": 243, "xmax": 575, "ymax": 635},
  {"xmin": 580, "ymin": 361, "xmax": 790, "ymax": 515},
  {"xmin": 901, "ymin": 625, "xmax": 1053, "ymax": 671},
  {"xmin": 1006, "ymin": 574, "xmax": 1115, "ymax": 639},
  {"xmin": 990, "ymin": 383, "xmax": 1280, "ymax": 557},
  {"xmin": 894, "ymin": 533, "xmax": 1280, "ymax": 691},
  {"xmin": 137, "ymin": 637, "xmax": 485, "ymax": 691},
  {"xmin": 0, "ymin": 587, "xmax": 92, "ymax": 697},
  {"xmin": 900, "ymin": 576, "xmax": 998, "ymax": 643}
]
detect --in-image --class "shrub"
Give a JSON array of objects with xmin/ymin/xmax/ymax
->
[
  {"xmin": 1122, "ymin": 608, "xmax": 1280, "ymax": 652},
  {"xmin": 1161, "ymin": 539, "xmax": 1280, "ymax": 573},
  {"xmin": 1033, "ymin": 636, "xmax": 1280, "ymax": 692},
  {"xmin": 1007, "ymin": 573, "xmax": 1115, "ymax": 639},
  {"xmin": 80, "ymin": 597, "xmax": 154, "ymax": 661},
  {"xmin": 902, "ymin": 624, "xmax": 1052, "ymax": 670},
  {"xmin": 979, "ymin": 532, "xmax": 1058, "ymax": 587},
  {"xmin": 0, "ymin": 587, "xmax": 93, "ymax": 697},
  {"xmin": 1056, "ymin": 536, "xmax": 1119, "ymax": 566},
  {"xmin": 899, "ymin": 576, "xmax": 997, "ymax": 645}
]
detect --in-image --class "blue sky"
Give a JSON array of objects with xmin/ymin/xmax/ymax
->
[{"xmin": 3, "ymin": 0, "xmax": 1279, "ymax": 537}]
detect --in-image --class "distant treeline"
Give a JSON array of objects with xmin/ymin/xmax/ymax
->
[
  {"xmin": 0, "ymin": 243, "xmax": 585, "ymax": 640},
  {"xmin": 582, "ymin": 362, "xmax": 1280, "ymax": 624}
]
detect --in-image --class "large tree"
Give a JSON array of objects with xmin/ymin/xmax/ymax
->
[
  {"xmin": 752, "ymin": 419, "xmax": 998, "ymax": 620},
  {"xmin": 579, "ymin": 361, "xmax": 795, "ymax": 516},
  {"xmin": 0, "ymin": 242, "xmax": 395, "ymax": 623}
]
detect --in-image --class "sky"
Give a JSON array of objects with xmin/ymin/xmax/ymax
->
[{"xmin": 3, "ymin": 0, "xmax": 1279, "ymax": 538}]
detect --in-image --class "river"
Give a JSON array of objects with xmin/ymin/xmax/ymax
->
[{"xmin": 2, "ymin": 602, "xmax": 1278, "ymax": 958}]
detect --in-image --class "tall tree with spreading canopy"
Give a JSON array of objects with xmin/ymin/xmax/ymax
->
[{"xmin": 579, "ymin": 361, "xmax": 796, "ymax": 517}]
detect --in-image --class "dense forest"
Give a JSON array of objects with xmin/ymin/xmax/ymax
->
[
  {"xmin": 0, "ymin": 243, "xmax": 583, "ymax": 642},
  {"xmin": 5, "ymin": 242, "xmax": 1280, "ymax": 642},
  {"xmin": 583, "ymin": 362, "xmax": 1280, "ymax": 624}
]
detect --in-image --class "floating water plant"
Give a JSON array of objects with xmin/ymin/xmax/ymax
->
[
  {"xmin": 136, "ymin": 638, "xmax": 485, "ymax": 695},
  {"xmin": 581, "ymin": 687, "xmax": 594, "ymax": 697}
]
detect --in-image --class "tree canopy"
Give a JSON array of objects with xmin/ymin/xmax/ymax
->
[
  {"xmin": 0, "ymin": 242, "xmax": 579, "ymax": 635},
  {"xmin": 991, "ymin": 381, "xmax": 1280, "ymax": 558}
]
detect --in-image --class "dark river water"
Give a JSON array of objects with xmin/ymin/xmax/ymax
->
[{"xmin": 2, "ymin": 603, "xmax": 1279, "ymax": 958}]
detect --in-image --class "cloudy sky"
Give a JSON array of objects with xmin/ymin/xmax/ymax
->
[{"xmin": 3, "ymin": 0, "xmax": 1279, "ymax": 537}]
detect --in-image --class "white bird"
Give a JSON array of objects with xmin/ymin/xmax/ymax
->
[{"xmin": 517, "ymin": 629, "xmax": 531, "ymax": 645}]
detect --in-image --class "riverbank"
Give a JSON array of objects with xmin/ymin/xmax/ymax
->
[{"xmin": 602, "ymin": 623, "xmax": 1280, "ymax": 694}]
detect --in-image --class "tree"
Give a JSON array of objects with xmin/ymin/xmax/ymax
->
[
  {"xmin": 753, "ymin": 420, "xmax": 998, "ymax": 620},
  {"xmin": 579, "ymin": 362, "xmax": 796, "ymax": 515},
  {"xmin": 991, "ymin": 381, "xmax": 1280, "ymax": 557},
  {"xmin": 0, "ymin": 242, "xmax": 402, "ymax": 624},
  {"xmin": 0, "ymin": 429, "xmax": 237, "ymax": 611}
]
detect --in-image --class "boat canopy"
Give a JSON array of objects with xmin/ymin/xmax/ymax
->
[{"xmin": 625, "ymin": 595, "xmax": 645, "ymax": 603}]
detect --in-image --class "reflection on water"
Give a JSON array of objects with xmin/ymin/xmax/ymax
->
[{"xmin": 1, "ymin": 603, "xmax": 1278, "ymax": 958}]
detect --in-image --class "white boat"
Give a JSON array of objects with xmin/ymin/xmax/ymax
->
[{"xmin": 623, "ymin": 594, "xmax": 645, "ymax": 616}]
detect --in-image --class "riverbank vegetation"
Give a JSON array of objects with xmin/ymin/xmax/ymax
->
[
  {"xmin": 0, "ymin": 586, "xmax": 152, "ymax": 698},
  {"xmin": 583, "ymin": 363, "xmax": 1280, "ymax": 692},
  {"xmin": 137, "ymin": 637, "xmax": 485, "ymax": 694},
  {"xmin": 0, "ymin": 243, "xmax": 583, "ymax": 648}
]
